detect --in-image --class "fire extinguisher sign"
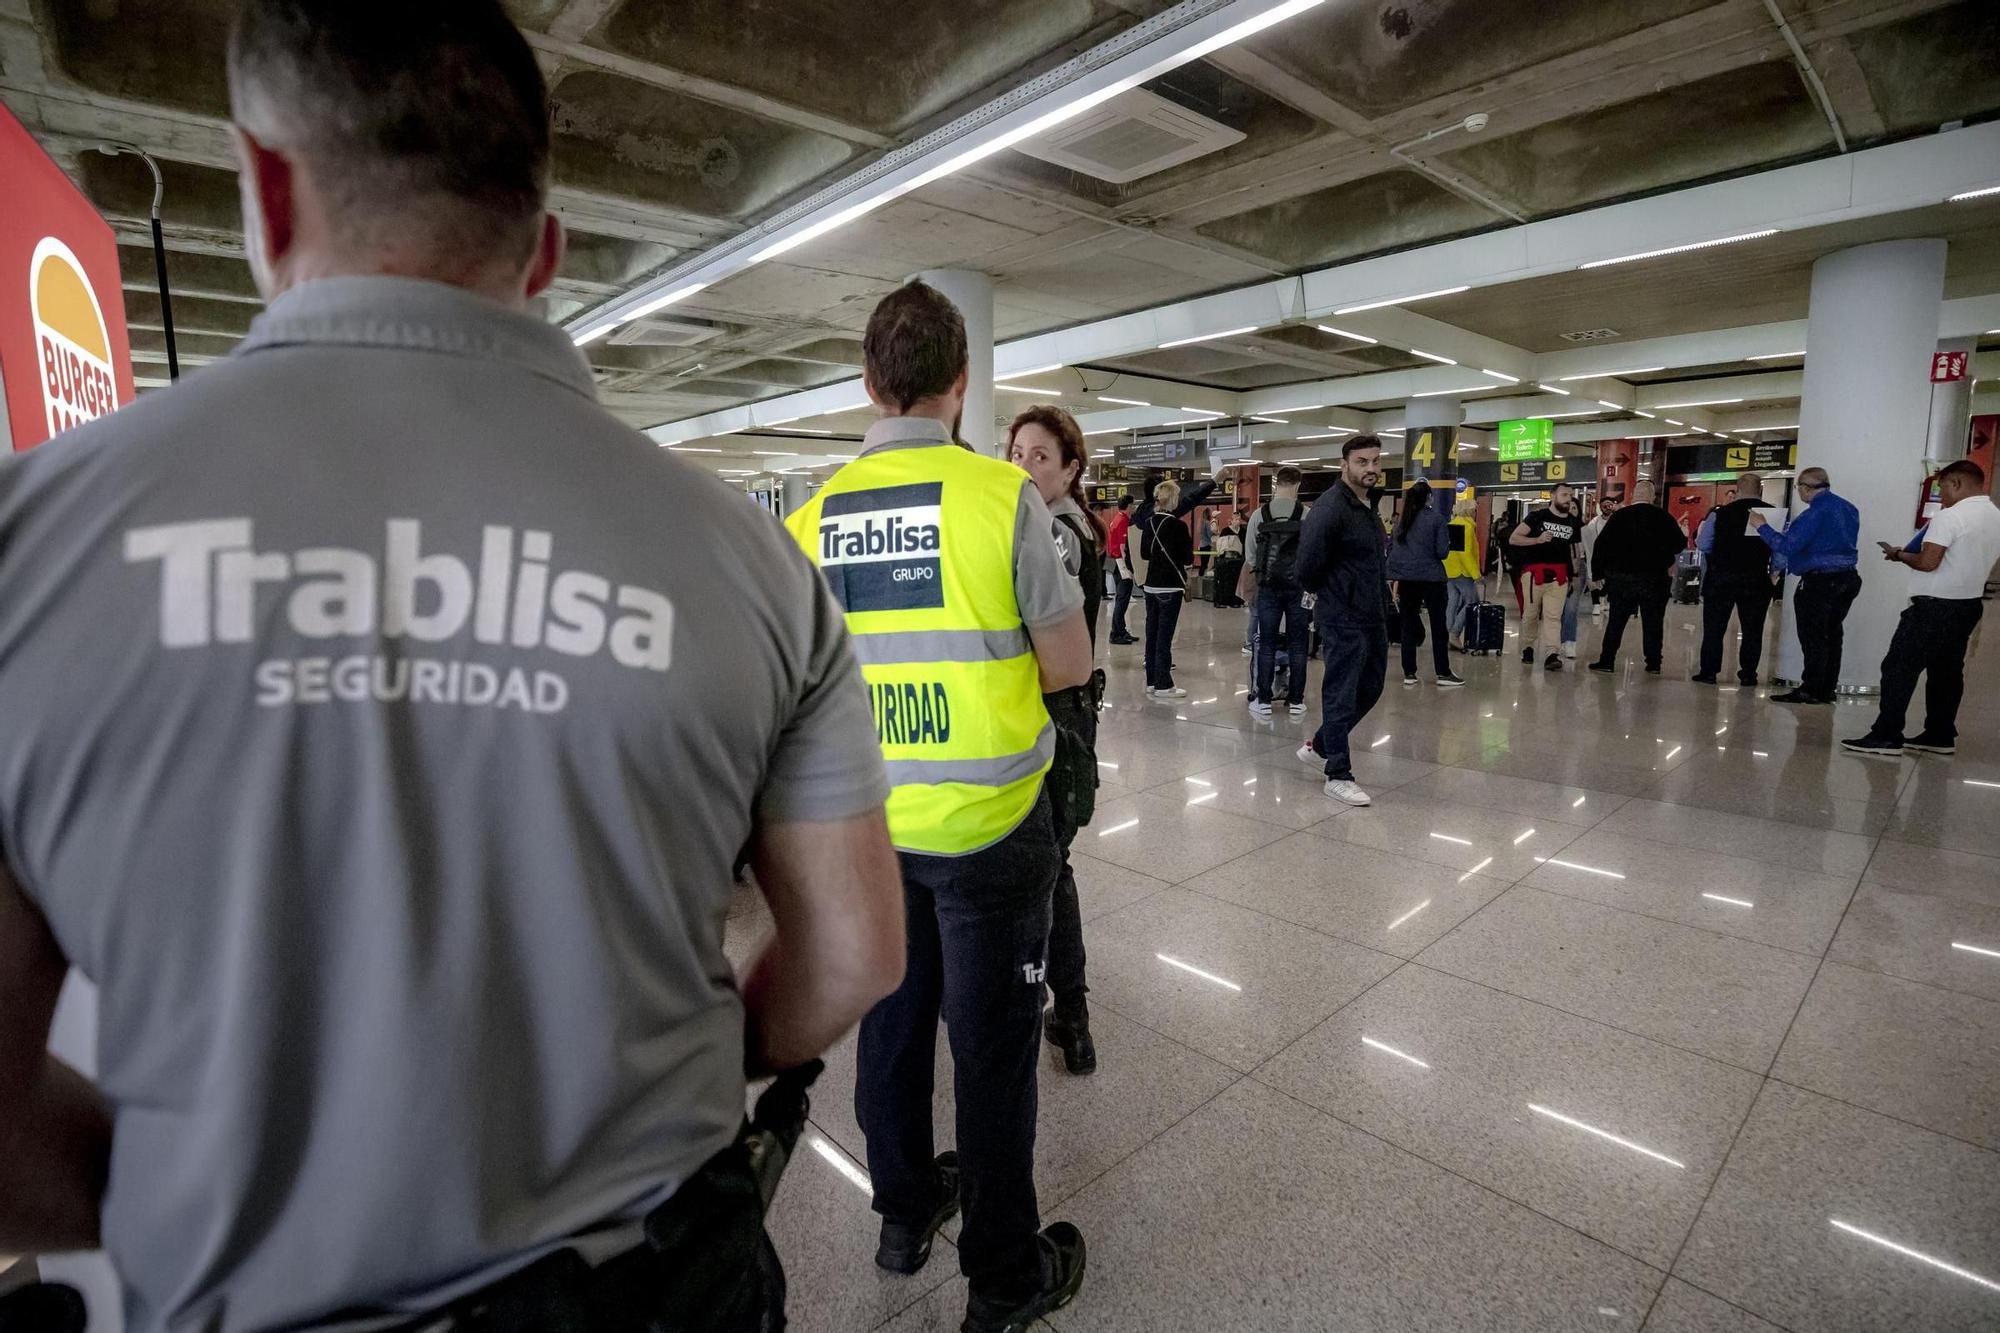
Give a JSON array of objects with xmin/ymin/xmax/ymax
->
[{"xmin": 1930, "ymin": 350, "xmax": 1968, "ymax": 383}]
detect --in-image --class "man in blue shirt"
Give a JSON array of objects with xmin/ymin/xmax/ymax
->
[{"xmin": 1749, "ymin": 467, "xmax": 1860, "ymax": 704}]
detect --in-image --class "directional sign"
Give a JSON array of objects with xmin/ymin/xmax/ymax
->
[{"xmin": 1497, "ymin": 418, "xmax": 1554, "ymax": 462}]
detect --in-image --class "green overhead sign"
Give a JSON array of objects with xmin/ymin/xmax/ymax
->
[{"xmin": 1497, "ymin": 418, "xmax": 1554, "ymax": 462}]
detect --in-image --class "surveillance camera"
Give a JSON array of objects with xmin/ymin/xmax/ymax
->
[{"xmin": 1463, "ymin": 113, "xmax": 1490, "ymax": 133}]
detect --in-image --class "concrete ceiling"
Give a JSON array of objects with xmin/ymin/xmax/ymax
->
[{"xmin": 3, "ymin": 0, "xmax": 1998, "ymax": 477}]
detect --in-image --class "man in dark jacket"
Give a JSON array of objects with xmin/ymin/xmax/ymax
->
[
  {"xmin": 1588, "ymin": 480, "xmax": 1688, "ymax": 675},
  {"xmin": 1694, "ymin": 472, "xmax": 1777, "ymax": 685},
  {"xmin": 1297, "ymin": 436, "xmax": 1388, "ymax": 807}
]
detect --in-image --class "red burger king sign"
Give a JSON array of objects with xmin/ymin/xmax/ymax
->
[{"xmin": 1, "ymin": 103, "xmax": 135, "ymax": 452}]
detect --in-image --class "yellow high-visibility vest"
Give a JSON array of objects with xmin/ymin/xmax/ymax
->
[{"xmin": 786, "ymin": 441, "xmax": 1053, "ymax": 855}]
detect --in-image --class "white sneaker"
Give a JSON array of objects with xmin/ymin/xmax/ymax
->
[
  {"xmin": 1324, "ymin": 778, "xmax": 1372, "ymax": 806},
  {"xmin": 1296, "ymin": 743, "xmax": 1322, "ymax": 769},
  {"xmin": 1249, "ymin": 699, "xmax": 1273, "ymax": 718},
  {"xmin": 1289, "ymin": 701, "xmax": 1307, "ymax": 716},
  {"xmin": 1562, "ymin": 641, "xmax": 1578, "ymax": 660},
  {"xmin": 1154, "ymin": 685, "xmax": 1187, "ymax": 698},
  {"xmin": 1240, "ymin": 645, "xmax": 1252, "ymax": 655}
]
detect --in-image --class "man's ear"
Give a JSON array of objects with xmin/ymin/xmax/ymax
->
[
  {"xmin": 232, "ymin": 125, "xmax": 296, "ymax": 282},
  {"xmin": 523, "ymin": 213, "xmax": 566, "ymax": 300}
]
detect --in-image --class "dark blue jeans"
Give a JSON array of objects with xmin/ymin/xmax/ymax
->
[
  {"xmin": 1110, "ymin": 573, "xmax": 1135, "ymax": 637},
  {"xmin": 1254, "ymin": 585, "xmax": 1309, "ymax": 704},
  {"xmin": 1872, "ymin": 596, "xmax": 1983, "ymax": 743},
  {"xmin": 1313, "ymin": 612, "xmax": 1388, "ymax": 782},
  {"xmin": 856, "ymin": 795, "xmax": 1059, "ymax": 1306},
  {"xmin": 1143, "ymin": 591, "xmax": 1183, "ymax": 689}
]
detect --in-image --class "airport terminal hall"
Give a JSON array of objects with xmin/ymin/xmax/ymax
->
[{"xmin": 7, "ymin": 1, "xmax": 2000, "ymax": 1332}]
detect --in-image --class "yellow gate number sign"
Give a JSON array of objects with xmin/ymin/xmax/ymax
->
[{"xmin": 1547, "ymin": 458, "xmax": 1567, "ymax": 480}]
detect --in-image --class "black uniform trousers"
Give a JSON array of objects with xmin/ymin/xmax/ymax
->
[
  {"xmin": 1793, "ymin": 568, "xmax": 1862, "ymax": 700},
  {"xmin": 856, "ymin": 794, "xmax": 1059, "ymax": 1307},
  {"xmin": 1699, "ymin": 577, "xmax": 1773, "ymax": 683},
  {"xmin": 1872, "ymin": 596, "xmax": 1984, "ymax": 744},
  {"xmin": 1597, "ymin": 573, "xmax": 1670, "ymax": 670}
]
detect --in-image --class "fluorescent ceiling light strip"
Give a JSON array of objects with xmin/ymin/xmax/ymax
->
[
  {"xmin": 996, "ymin": 364, "xmax": 1063, "ymax": 380},
  {"xmin": 667, "ymin": 446, "xmax": 722, "ymax": 453},
  {"xmin": 1663, "ymin": 418, "xmax": 1685, "ymax": 427},
  {"xmin": 1361, "ymin": 1036, "xmax": 1430, "ymax": 1069},
  {"xmin": 1528, "ymin": 410, "xmax": 1598, "ymax": 419},
  {"xmin": 1413, "ymin": 384, "xmax": 1491, "ymax": 398},
  {"xmin": 1947, "ymin": 184, "xmax": 2000, "ymax": 202},
  {"xmin": 1633, "ymin": 411, "xmax": 1657, "ymax": 419},
  {"xmin": 1156, "ymin": 953, "xmax": 1242, "ymax": 991},
  {"xmin": 1333, "ymin": 285, "xmax": 1471, "ymax": 314},
  {"xmin": 1480, "ymin": 369, "xmax": 1520, "ymax": 382},
  {"xmin": 1409, "ymin": 348, "xmax": 1457, "ymax": 365},
  {"xmin": 1950, "ymin": 941, "xmax": 2000, "ymax": 959},
  {"xmin": 1557, "ymin": 367, "xmax": 1666, "ymax": 381},
  {"xmin": 718, "ymin": 469, "xmax": 757, "ymax": 475},
  {"xmin": 1651, "ymin": 396, "xmax": 1744, "ymax": 409},
  {"xmin": 1578, "ymin": 229, "xmax": 1780, "ymax": 270},
  {"xmin": 995, "ymin": 383, "xmax": 1063, "ymax": 394},
  {"xmin": 1298, "ymin": 430, "xmax": 1353, "ymax": 439},
  {"xmin": 1160, "ymin": 325, "xmax": 1259, "ymax": 348},
  {"xmin": 1748, "ymin": 351, "xmax": 1805, "ymax": 360},
  {"xmin": 1828, "ymin": 1219, "xmax": 2000, "ymax": 1292},
  {"xmin": 1528, "ymin": 1104, "xmax": 1685, "ymax": 1169},
  {"xmin": 1538, "ymin": 384, "xmax": 1571, "ymax": 395},
  {"xmin": 1315, "ymin": 325, "xmax": 1376, "ymax": 343},
  {"xmin": 1180, "ymin": 407, "xmax": 1224, "ymax": 416},
  {"xmin": 1249, "ymin": 415, "xmax": 1289, "ymax": 423},
  {"xmin": 1098, "ymin": 396, "xmax": 1151, "ymax": 407}
]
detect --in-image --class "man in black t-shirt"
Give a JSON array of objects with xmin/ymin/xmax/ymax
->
[
  {"xmin": 1588, "ymin": 481, "xmax": 1688, "ymax": 675},
  {"xmin": 1508, "ymin": 484, "xmax": 1582, "ymax": 670}
]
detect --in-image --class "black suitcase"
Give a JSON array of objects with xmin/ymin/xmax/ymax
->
[
  {"xmin": 1467, "ymin": 602, "xmax": 1506, "ymax": 655},
  {"xmin": 1673, "ymin": 551, "xmax": 1702, "ymax": 604}
]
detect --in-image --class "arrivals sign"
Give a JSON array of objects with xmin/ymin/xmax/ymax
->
[
  {"xmin": 1460, "ymin": 456, "xmax": 1570, "ymax": 488},
  {"xmin": 0, "ymin": 104, "xmax": 135, "ymax": 451},
  {"xmin": 1496, "ymin": 417, "xmax": 1554, "ymax": 462},
  {"xmin": 1664, "ymin": 440, "xmax": 1797, "ymax": 476}
]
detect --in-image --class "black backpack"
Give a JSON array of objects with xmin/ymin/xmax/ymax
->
[{"xmin": 1254, "ymin": 503, "xmax": 1303, "ymax": 590}]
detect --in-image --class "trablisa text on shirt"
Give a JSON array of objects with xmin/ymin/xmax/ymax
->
[{"xmin": 123, "ymin": 519, "xmax": 676, "ymax": 713}]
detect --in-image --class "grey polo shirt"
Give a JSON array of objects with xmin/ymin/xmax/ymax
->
[{"xmin": 0, "ymin": 277, "xmax": 887, "ymax": 1332}]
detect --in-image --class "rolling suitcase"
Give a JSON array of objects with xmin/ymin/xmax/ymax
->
[
  {"xmin": 1467, "ymin": 602, "xmax": 1507, "ymax": 655},
  {"xmin": 1673, "ymin": 550, "xmax": 1702, "ymax": 604}
]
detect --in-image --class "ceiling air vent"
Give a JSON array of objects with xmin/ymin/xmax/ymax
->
[
  {"xmin": 1558, "ymin": 328, "xmax": 1622, "ymax": 343},
  {"xmin": 1012, "ymin": 87, "xmax": 1245, "ymax": 185},
  {"xmin": 609, "ymin": 315, "xmax": 723, "ymax": 349}
]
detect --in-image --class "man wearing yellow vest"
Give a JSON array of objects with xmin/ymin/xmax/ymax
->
[{"xmin": 786, "ymin": 282, "xmax": 1093, "ymax": 1332}]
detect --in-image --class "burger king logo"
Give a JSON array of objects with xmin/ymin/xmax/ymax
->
[{"xmin": 30, "ymin": 235, "xmax": 120, "ymax": 437}]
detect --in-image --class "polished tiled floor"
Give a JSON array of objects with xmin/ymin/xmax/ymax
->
[{"xmin": 736, "ymin": 590, "xmax": 2000, "ymax": 1332}]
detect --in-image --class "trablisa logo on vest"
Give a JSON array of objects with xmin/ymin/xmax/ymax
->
[
  {"xmin": 817, "ymin": 482, "xmax": 946, "ymax": 612},
  {"xmin": 30, "ymin": 236, "xmax": 118, "ymax": 437}
]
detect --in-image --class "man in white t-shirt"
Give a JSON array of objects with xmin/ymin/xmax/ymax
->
[{"xmin": 1844, "ymin": 459, "xmax": 2000, "ymax": 757}]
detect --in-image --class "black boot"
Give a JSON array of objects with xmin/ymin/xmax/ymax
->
[{"xmin": 1044, "ymin": 1000, "xmax": 1097, "ymax": 1075}]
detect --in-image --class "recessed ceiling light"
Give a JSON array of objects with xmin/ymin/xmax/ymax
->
[
  {"xmin": 1159, "ymin": 325, "xmax": 1259, "ymax": 348},
  {"xmin": 1315, "ymin": 325, "xmax": 1377, "ymax": 343},
  {"xmin": 1332, "ymin": 285, "xmax": 1471, "ymax": 314},
  {"xmin": 1578, "ymin": 229, "xmax": 1780, "ymax": 269},
  {"xmin": 1557, "ymin": 367, "xmax": 1666, "ymax": 381}
]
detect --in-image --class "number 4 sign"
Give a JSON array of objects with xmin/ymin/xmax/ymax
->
[{"xmin": 1931, "ymin": 350, "xmax": 1968, "ymax": 382}]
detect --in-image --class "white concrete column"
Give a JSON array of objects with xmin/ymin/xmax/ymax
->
[
  {"xmin": 915, "ymin": 269, "xmax": 996, "ymax": 454},
  {"xmin": 1927, "ymin": 335, "xmax": 1978, "ymax": 464},
  {"xmin": 1779, "ymin": 239, "xmax": 1947, "ymax": 691},
  {"xmin": 779, "ymin": 472, "xmax": 811, "ymax": 517}
]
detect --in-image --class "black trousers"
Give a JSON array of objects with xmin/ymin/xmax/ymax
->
[
  {"xmin": 1597, "ymin": 574, "xmax": 1669, "ymax": 669},
  {"xmin": 856, "ymin": 796, "xmax": 1058, "ymax": 1305},
  {"xmin": 1793, "ymin": 569, "xmax": 1863, "ymax": 699},
  {"xmin": 1143, "ymin": 591, "xmax": 1183, "ymax": 689},
  {"xmin": 1313, "ymin": 612, "xmax": 1388, "ymax": 782},
  {"xmin": 1699, "ymin": 577, "xmax": 1773, "ymax": 682},
  {"xmin": 1211, "ymin": 555, "xmax": 1244, "ymax": 606},
  {"xmin": 1110, "ymin": 573, "xmax": 1134, "ymax": 637},
  {"xmin": 1396, "ymin": 579, "xmax": 1451, "ymax": 678},
  {"xmin": 1254, "ymin": 585, "xmax": 1310, "ymax": 704},
  {"xmin": 1872, "ymin": 597, "xmax": 1984, "ymax": 743}
]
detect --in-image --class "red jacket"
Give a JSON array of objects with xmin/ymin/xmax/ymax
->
[{"xmin": 1106, "ymin": 510, "xmax": 1130, "ymax": 559}]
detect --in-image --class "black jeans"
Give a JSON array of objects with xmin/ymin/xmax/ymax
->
[
  {"xmin": 1254, "ymin": 585, "xmax": 1309, "ymax": 704},
  {"xmin": 1872, "ymin": 597, "xmax": 1984, "ymax": 743},
  {"xmin": 1110, "ymin": 573, "xmax": 1134, "ymax": 637},
  {"xmin": 1212, "ymin": 555, "xmax": 1244, "ymax": 606},
  {"xmin": 1143, "ymin": 591, "xmax": 1183, "ymax": 689},
  {"xmin": 1396, "ymin": 580, "xmax": 1451, "ymax": 678},
  {"xmin": 1313, "ymin": 611, "xmax": 1388, "ymax": 782},
  {"xmin": 1597, "ymin": 574, "xmax": 1669, "ymax": 669},
  {"xmin": 1699, "ymin": 577, "xmax": 1773, "ymax": 682},
  {"xmin": 856, "ymin": 795, "xmax": 1058, "ymax": 1305},
  {"xmin": 1794, "ymin": 569, "xmax": 1863, "ymax": 699}
]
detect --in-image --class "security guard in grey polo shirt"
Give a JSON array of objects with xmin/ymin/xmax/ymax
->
[{"xmin": 0, "ymin": 4, "xmax": 905, "ymax": 1331}]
